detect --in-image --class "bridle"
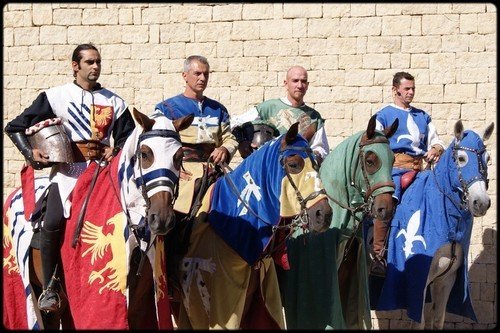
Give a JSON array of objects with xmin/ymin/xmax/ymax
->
[
  {"xmin": 325, "ymin": 133, "xmax": 395, "ymax": 263},
  {"xmin": 134, "ymin": 129, "xmax": 182, "ymax": 207},
  {"xmin": 221, "ymin": 141, "xmax": 326, "ymax": 259},
  {"xmin": 433, "ymin": 139, "xmax": 488, "ymax": 212},
  {"xmin": 130, "ymin": 128, "xmax": 183, "ymax": 275},
  {"xmin": 326, "ymin": 134, "xmax": 395, "ymax": 223}
]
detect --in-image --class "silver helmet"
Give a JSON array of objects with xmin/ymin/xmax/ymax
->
[{"xmin": 27, "ymin": 122, "xmax": 74, "ymax": 163}]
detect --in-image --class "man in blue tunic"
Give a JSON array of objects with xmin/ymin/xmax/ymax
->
[
  {"xmin": 153, "ymin": 55, "xmax": 238, "ymax": 214},
  {"xmin": 371, "ymin": 71, "xmax": 445, "ymax": 276}
]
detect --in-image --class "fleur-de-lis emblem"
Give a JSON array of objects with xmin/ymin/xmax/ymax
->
[{"xmin": 396, "ymin": 210, "xmax": 427, "ymax": 259}]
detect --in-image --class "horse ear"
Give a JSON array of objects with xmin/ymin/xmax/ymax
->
[
  {"xmin": 285, "ymin": 122, "xmax": 300, "ymax": 145},
  {"xmin": 454, "ymin": 120, "xmax": 464, "ymax": 141},
  {"xmin": 482, "ymin": 122, "xmax": 494, "ymax": 142},
  {"xmin": 366, "ymin": 115, "xmax": 377, "ymax": 140},
  {"xmin": 133, "ymin": 107, "xmax": 155, "ymax": 131},
  {"xmin": 300, "ymin": 122, "xmax": 317, "ymax": 142},
  {"xmin": 384, "ymin": 118, "xmax": 399, "ymax": 139},
  {"xmin": 173, "ymin": 113, "xmax": 194, "ymax": 132}
]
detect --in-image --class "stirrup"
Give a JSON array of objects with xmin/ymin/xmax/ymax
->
[{"xmin": 38, "ymin": 276, "xmax": 61, "ymax": 312}]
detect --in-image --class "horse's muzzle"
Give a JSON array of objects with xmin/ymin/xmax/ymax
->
[
  {"xmin": 371, "ymin": 192, "xmax": 395, "ymax": 223},
  {"xmin": 307, "ymin": 198, "xmax": 332, "ymax": 233}
]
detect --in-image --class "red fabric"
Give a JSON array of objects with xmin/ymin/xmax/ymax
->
[
  {"xmin": 240, "ymin": 283, "xmax": 281, "ymax": 329},
  {"xmin": 156, "ymin": 235, "xmax": 174, "ymax": 329},
  {"xmin": 3, "ymin": 188, "xmax": 29, "ymax": 329},
  {"xmin": 60, "ymin": 160, "xmax": 129, "ymax": 329},
  {"xmin": 60, "ymin": 157, "xmax": 173, "ymax": 329},
  {"xmin": 20, "ymin": 164, "xmax": 35, "ymax": 220}
]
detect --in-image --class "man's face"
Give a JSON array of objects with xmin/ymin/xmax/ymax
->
[
  {"xmin": 285, "ymin": 68, "xmax": 309, "ymax": 101},
  {"xmin": 73, "ymin": 49, "xmax": 101, "ymax": 84},
  {"xmin": 394, "ymin": 78, "xmax": 415, "ymax": 104},
  {"xmin": 183, "ymin": 60, "xmax": 209, "ymax": 95}
]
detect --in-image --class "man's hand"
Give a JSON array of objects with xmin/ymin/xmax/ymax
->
[
  {"xmin": 424, "ymin": 146, "xmax": 442, "ymax": 164},
  {"xmin": 31, "ymin": 148, "xmax": 51, "ymax": 169},
  {"xmin": 180, "ymin": 169, "xmax": 193, "ymax": 181},
  {"xmin": 210, "ymin": 146, "xmax": 229, "ymax": 165},
  {"xmin": 103, "ymin": 146, "xmax": 115, "ymax": 162}
]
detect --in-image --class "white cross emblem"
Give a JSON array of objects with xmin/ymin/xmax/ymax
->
[{"xmin": 238, "ymin": 171, "xmax": 261, "ymax": 216}]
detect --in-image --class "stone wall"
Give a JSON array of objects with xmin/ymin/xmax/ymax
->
[{"xmin": 2, "ymin": 3, "xmax": 496, "ymax": 329}]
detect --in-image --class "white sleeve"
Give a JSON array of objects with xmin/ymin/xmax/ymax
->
[
  {"xmin": 230, "ymin": 107, "xmax": 260, "ymax": 130},
  {"xmin": 427, "ymin": 121, "xmax": 445, "ymax": 151},
  {"xmin": 309, "ymin": 126, "xmax": 329, "ymax": 160}
]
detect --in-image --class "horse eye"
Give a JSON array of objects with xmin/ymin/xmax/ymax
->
[
  {"xmin": 484, "ymin": 152, "xmax": 491, "ymax": 166},
  {"xmin": 285, "ymin": 156, "xmax": 304, "ymax": 174},
  {"xmin": 456, "ymin": 151, "xmax": 468, "ymax": 167},
  {"xmin": 139, "ymin": 145, "xmax": 154, "ymax": 169},
  {"xmin": 364, "ymin": 151, "xmax": 381, "ymax": 174}
]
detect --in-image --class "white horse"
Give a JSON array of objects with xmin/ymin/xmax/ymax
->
[
  {"xmin": 376, "ymin": 120, "xmax": 494, "ymax": 329},
  {"xmin": 3, "ymin": 109, "xmax": 193, "ymax": 329}
]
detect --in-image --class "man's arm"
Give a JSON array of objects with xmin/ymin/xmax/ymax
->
[
  {"xmin": 5, "ymin": 92, "xmax": 56, "ymax": 169},
  {"xmin": 309, "ymin": 126, "xmax": 329, "ymax": 163},
  {"xmin": 112, "ymin": 107, "xmax": 136, "ymax": 148},
  {"xmin": 230, "ymin": 106, "xmax": 261, "ymax": 131},
  {"xmin": 424, "ymin": 120, "xmax": 445, "ymax": 163},
  {"xmin": 212, "ymin": 121, "xmax": 239, "ymax": 164}
]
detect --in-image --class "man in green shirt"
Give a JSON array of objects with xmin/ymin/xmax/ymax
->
[{"xmin": 231, "ymin": 66, "xmax": 329, "ymax": 164}]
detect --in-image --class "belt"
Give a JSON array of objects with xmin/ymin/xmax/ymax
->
[
  {"xmin": 182, "ymin": 143, "xmax": 216, "ymax": 162},
  {"xmin": 394, "ymin": 153, "xmax": 423, "ymax": 171},
  {"xmin": 72, "ymin": 141, "xmax": 106, "ymax": 162}
]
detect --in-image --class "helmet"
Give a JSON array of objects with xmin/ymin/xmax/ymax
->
[
  {"xmin": 27, "ymin": 119, "xmax": 74, "ymax": 163},
  {"xmin": 237, "ymin": 121, "xmax": 279, "ymax": 148}
]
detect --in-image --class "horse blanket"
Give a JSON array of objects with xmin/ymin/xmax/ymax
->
[
  {"xmin": 3, "ymin": 154, "xmax": 172, "ymax": 329},
  {"xmin": 3, "ymin": 175, "xmax": 50, "ymax": 329},
  {"xmin": 375, "ymin": 144, "xmax": 477, "ymax": 323},
  {"xmin": 176, "ymin": 135, "xmax": 324, "ymax": 329},
  {"xmin": 281, "ymin": 130, "xmax": 382, "ymax": 329}
]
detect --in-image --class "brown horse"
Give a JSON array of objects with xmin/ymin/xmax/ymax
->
[
  {"xmin": 278, "ymin": 115, "xmax": 398, "ymax": 329},
  {"xmin": 3, "ymin": 109, "xmax": 193, "ymax": 329},
  {"xmin": 167, "ymin": 123, "xmax": 332, "ymax": 329}
]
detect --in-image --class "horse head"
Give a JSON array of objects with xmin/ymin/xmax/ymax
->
[
  {"xmin": 279, "ymin": 122, "xmax": 332, "ymax": 233},
  {"xmin": 131, "ymin": 108, "xmax": 193, "ymax": 235},
  {"xmin": 357, "ymin": 114, "xmax": 398, "ymax": 222},
  {"xmin": 450, "ymin": 120, "xmax": 494, "ymax": 217}
]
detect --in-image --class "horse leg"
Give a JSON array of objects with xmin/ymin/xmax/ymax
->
[
  {"xmin": 337, "ymin": 236, "xmax": 359, "ymax": 327},
  {"xmin": 240, "ymin": 267, "xmax": 260, "ymax": 328},
  {"xmin": 128, "ymin": 247, "xmax": 158, "ymax": 329},
  {"xmin": 428, "ymin": 243, "xmax": 464, "ymax": 329}
]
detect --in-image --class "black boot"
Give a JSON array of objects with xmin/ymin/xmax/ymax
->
[
  {"xmin": 38, "ymin": 228, "xmax": 62, "ymax": 312},
  {"xmin": 369, "ymin": 219, "xmax": 389, "ymax": 277}
]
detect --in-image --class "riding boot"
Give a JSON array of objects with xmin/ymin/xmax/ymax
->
[
  {"xmin": 369, "ymin": 219, "xmax": 389, "ymax": 277},
  {"xmin": 38, "ymin": 228, "xmax": 62, "ymax": 312}
]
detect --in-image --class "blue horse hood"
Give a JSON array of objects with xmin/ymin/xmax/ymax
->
[{"xmin": 208, "ymin": 134, "xmax": 311, "ymax": 266}]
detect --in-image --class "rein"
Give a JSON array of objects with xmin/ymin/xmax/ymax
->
[
  {"xmin": 71, "ymin": 156, "xmax": 106, "ymax": 248},
  {"xmin": 111, "ymin": 128, "xmax": 183, "ymax": 276},
  {"xmin": 331, "ymin": 134, "xmax": 395, "ymax": 262},
  {"xmin": 219, "ymin": 142, "xmax": 326, "ymax": 260},
  {"xmin": 432, "ymin": 142, "xmax": 488, "ymax": 213}
]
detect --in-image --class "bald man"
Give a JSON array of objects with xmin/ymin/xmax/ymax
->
[{"xmin": 231, "ymin": 66, "xmax": 329, "ymax": 164}]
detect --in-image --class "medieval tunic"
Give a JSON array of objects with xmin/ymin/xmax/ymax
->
[
  {"xmin": 230, "ymin": 97, "xmax": 330, "ymax": 160},
  {"xmin": 154, "ymin": 94, "xmax": 239, "ymax": 213},
  {"xmin": 5, "ymin": 82, "xmax": 135, "ymax": 217},
  {"xmin": 375, "ymin": 103, "xmax": 445, "ymax": 201}
]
